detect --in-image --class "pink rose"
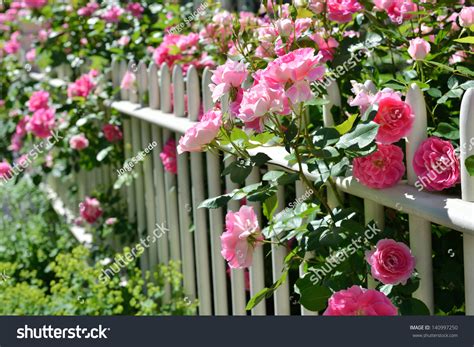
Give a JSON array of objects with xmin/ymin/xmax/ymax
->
[
  {"xmin": 221, "ymin": 205, "xmax": 264, "ymax": 269},
  {"xmin": 408, "ymin": 38, "xmax": 430, "ymax": 60},
  {"xmin": 238, "ymin": 82, "xmax": 290, "ymax": 126},
  {"xmin": 374, "ymin": 96, "xmax": 414, "ymax": 144},
  {"xmin": 366, "ymin": 239, "xmax": 416, "ymax": 285},
  {"xmin": 374, "ymin": 0, "xmax": 417, "ymax": 24},
  {"xmin": 24, "ymin": 0, "xmax": 48, "ymax": 8},
  {"xmin": 160, "ymin": 137, "xmax": 177, "ymax": 174},
  {"xmin": 118, "ymin": 35, "xmax": 130, "ymax": 46},
  {"xmin": 177, "ymin": 108, "xmax": 222, "ymax": 154},
  {"xmin": 79, "ymin": 197, "xmax": 103, "ymax": 224},
  {"xmin": 0, "ymin": 160, "xmax": 12, "ymax": 181},
  {"xmin": 27, "ymin": 108, "xmax": 55, "ymax": 138},
  {"xmin": 309, "ymin": 0, "xmax": 325, "ymax": 14},
  {"xmin": 459, "ymin": 7, "xmax": 474, "ymax": 27},
  {"xmin": 275, "ymin": 18, "xmax": 293, "ymax": 37},
  {"xmin": 28, "ymin": 90, "xmax": 49, "ymax": 112},
  {"xmin": 327, "ymin": 0, "xmax": 363, "ymax": 23},
  {"xmin": 126, "ymin": 3, "xmax": 144, "ymax": 17},
  {"xmin": 210, "ymin": 60, "xmax": 248, "ymax": 102},
  {"xmin": 412, "ymin": 137, "xmax": 460, "ymax": 191},
  {"xmin": 449, "ymin": 51, "xmax": 467, "ymax": 65},
  {"xmin": 262, "ymin": 48, "xmax": 325, "ymax": 103},
  {"xmin": 26, "ymin": 48, "xmax": 36, "ymax": 62},
  {"xmin": 4, "ymin": 34, "xmax": 20, "ymax": 54},
  {"xmin": 77, "ymin": 2, "xmax": 99, "ymax": 16},
  {"xmin": 103, "ymin": 124, "xmax": 123, "ymax": 142},
  {"xmin": 353, "ymin": 144, "xmax": 405, "ymax": 189},
  {"xmin": 68, "ymin": 73, "xmax": 96, "ymax": 98},
  {"xmin": 101, "ymin": 6, "xmax": 123, "ymax": 23},
  {"xmin": 105, "ymin": 217, "xmax": 118, "ymax": 226},
  {"xmin": 120, "ymin": 71, "xmax": 136, "ymax": 90},
  {"xmin": 69, "ymin": 134, "xmax": 89, "ymax": 151},
  {"xmin": 324, "ymin": 285, "xmax": 398, "ymax": 316}
]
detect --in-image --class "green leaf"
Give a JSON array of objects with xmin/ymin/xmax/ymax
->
[
  {"xmin": 251, "ymin": 152, "xmax": 271, "ymax": 166},
  {"xmin": 298, "ymin": 284, "xmax": 332, "ymax": 312},
  {"xmin": 432, "ymin": 122, "xmax": 459, "ymax": 140},
  {"xmin": 379, "ymin": 284, "xmax": 393, "ymax": 296},
  {"xmin": 304, "ymin": 98, "xmax": 330, "ymax": 106},
  {"xmin": 263, "ymin": 194, "xmax": 278, "ymax": 220},
  {"xmin": 246, "ymin": 272, "xmax": 288, "ymax": 310},
  {"xmin": 398, "ymin": 298, "xmax": 430, "ymax": 315},
  {"xmin": 465, "ymin": 155, "xmax": 474, "ymax": 177},
  {"xmin": 454, "ymin": 36, "xmax": 474, "ymax": 44},
  {"xmin": 336, "ymin": 122, "xmax": 379, "ymax": 150},
  {"xmin": 427, "ymin": 88, "xmax": 442, "ymax": 98},
  {"xmin": 335, "ymin": 114, "xmax": 357, "ymax": 135},
  {"xmin": 457, "ymin": 66, "xmax": 474, "ymax": 77},
  {"xmin": 262, "ymin": 171, "xmax": 285, "ymax": 182},
  {"xmin": 198, "ymin": 194, "xmax": 231, "ymax": 209}
]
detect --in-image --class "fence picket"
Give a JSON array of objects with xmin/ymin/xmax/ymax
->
[
  {"xmin": 406, "ymin": 83, "xmax": 434, "ymax": 314},
  {"xmin": 460, "ymin": 88, "xmax": 474, "ymax": 315}
]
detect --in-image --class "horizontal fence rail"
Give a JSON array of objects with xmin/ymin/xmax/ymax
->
[{"xmin": 30, "ymin": 61, "xmax": 474, "ymax": 316}]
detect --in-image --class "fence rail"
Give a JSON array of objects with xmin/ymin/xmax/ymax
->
[{"xmin": 30, "ymin": 59, "xmax": 474, "ymax": 316}]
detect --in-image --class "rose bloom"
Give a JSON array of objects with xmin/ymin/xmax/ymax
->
[
  {"xmin": 413, "ymin": 137, "xmax": 460, "ymax": 191},
  {"xmin": 105, "ymin": 217, "xmax": 118, "ymax": 226},
  {"xmin": 210, "ymin": 60, "xmax": 248, "ymax": 102},
  {"xmin": 327, "ymin": 0, "xmax": 363, "ymax": 23},
  {"xmin": 120, "ymin": 71, "xmax": 136, "ymax": 90},
  {"xmin": 324, "ymin": 285, "xmax": 398, "ymax": 316},
  {"xmin": 0, "ymin": 160, "xmax": 12, "ymax": 180},
  {"xmin": 366, "ymin": 239, "xmax": 416, "ymax": 285},
  {"xmin": 28, "ymin": 90, "xmax": 49, "ymax": 112},
  {"xmin": 77, "ymin": 2, "xmax": 99, "ymax": 16},
  {"xmin": 118, "ymin": 35, "xmax": 130, "ymax": 46},
  {"xmin": 373, "ymin": 96, "xmax": 414, "ymax": 144},
  {"xmin": 153, "ymin": 34, "xmax": 183, "ymax": 68},
  {"xmin": 103, "ymin": 124, "xmax": 123, "ymax": 142},
  {"xmin": 449, "ymin": 50, "xmax": 467, "ymax": 65},
  {"xmin": 26, "ymin": 48, "xmax": 36, "ymax": 62},
  {"xmin": 459, "ymin": 6, "xmax": 474, "ymax": 27},
  {"xmin": 4, "ymin": 34, "xmax": 20, "ymax": 55},
  {"xmin": 24, "ymin": 0, "xmax": 48, "ymax": 8},
  {"xmin": 69, "ymin": 134, "xmax": 89, "ymax": 151},
  {"xmin": 160, "ymin": 137, "xmax": 177, "ymax": 174},
  {"xmin": 80, "ymin": 197, "xmax": 103, "ymax": 224},
  {"xmin": 68, "ymin": 73, "xmax": 96, "ymax": 98},
  {"xmin": 374, "ymin": 0, "xmax": 417, "ymax": 24},
  {"xmin": 238, "ymin": 82, "xmax": 290, "ymax": 127},
  {"xmin": 126, "ymin": 3, "xmax": 144, "ymax": 17},
  {"xmin": 27, "ymin": 108, "xmax": 55, "ymax": 138},
  {"xmin": 221, "ymin": 205, "xmax": 264, "ymax": 269},
  {"xmin": 101, "ymin": 6, "xmax": 123, "ymax": 23},
  {"xmin": 353, "ymin": 144, "xmax": 405, "ymax": 189},
  {"xmin": 262, "ymin": 48, "xmax": 325, "ymax": 103},
  {"xmin": 177, "ymin": 108, "xmax": 222, "ymax": 154},
  {"xmin": 408, "ymin": 38, "xmax": 430, "ymax": 60}
]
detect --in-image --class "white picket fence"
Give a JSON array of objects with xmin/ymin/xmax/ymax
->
[{"xmin": 31, "ymin": 60, "xmax": 474, "ymax": 316}]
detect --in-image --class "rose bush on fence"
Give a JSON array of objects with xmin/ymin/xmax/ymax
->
[{"xmin": 0, "ymin": 0, "xmax": 473, "ymax": 315}]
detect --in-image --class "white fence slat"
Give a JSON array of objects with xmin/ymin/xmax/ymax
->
[
  {"xmin": 460, "ymin": 88, "xmax": 474, "ymax": 315},
  {"xmin": 225, "ymin": 157, "xmax": 247, "ymax": 315},
  {"xmin": 131, "ymin": 117, "xmax": 149, "ymax": 272},
  {"xmin": 141, "ymin": 121, "xmax": 159, "ymax": 269},
  {"xmin": 246, "ymin": 167, "xmax": 267, "ymax": 315},
  {"xmin": 128, "ymin": 61, "xmax": 139, "ymax": 103},
  {"xmin": 122, "ymin": 118, "xmax": 136, "ymax": 223},
  {"xmin": 160, "ymin": 63, "xmax": 172, "ymax": 113},
  {"xmin": 296, "ymin": 180, "xmax": 318, "ymax": 315},
  {"xmin": 148, "ymin": 63, "xmax": 160, "ymax": 109},
  {"xmin": 172, "ymin": 65, "xmax": 185, "ymax": 117},
  {"xmin": 406, "ymin": 83, "xmax": 434, "ymax": 314},
  {"xmin": 176, "ymin": 135, "xmax": 197, "ymax": 303},
  {"xmin": 364, "ymin": 200, "xmax": 385, "ymax": 289},
  {"xmin": 111, "ymin": 59, "xmax": 121, "ymax": 100},
  {"xmin": 190, "ymin": 151, "xmax": 213, "ymax": 315},
  {"xmin": 137, "ymin": 60, "xmax": 148, "ymax": 105},
  {"xmin": 272, "ymin": 183, "xmax": 291, "ymax": 315},
  {"xmin": 206, "ymin": 151, "xmax": 229, "ymax": 315},
  {"xmin": 119, "ymin": 60, "xmax": 128, "ymax": 100},
  {"xmin": 187, "ymin": 66, "xmax": 201, "ymax": 120},
  {"xmin": 163, "ymin": 129, "xmax": 182, "ymax": 263},
  {"xmin": 201, "ymin": 67, "xmax": 213, "ymax": 112}
]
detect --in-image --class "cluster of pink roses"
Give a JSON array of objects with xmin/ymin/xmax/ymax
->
[
  {"xmin": 67, "ymin": 70, "xmax": 97, "ymax": 99},
  {"xmin": 160, "ymin": 138, "xmax": 178, "ymax": 174},
  {"xmin": 177, "ymin": 108, "xmax": 222, "ymax": 154},
  {"xmin": 22, "ymin": 91, "xmax": 56, "ymax": 140}
]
